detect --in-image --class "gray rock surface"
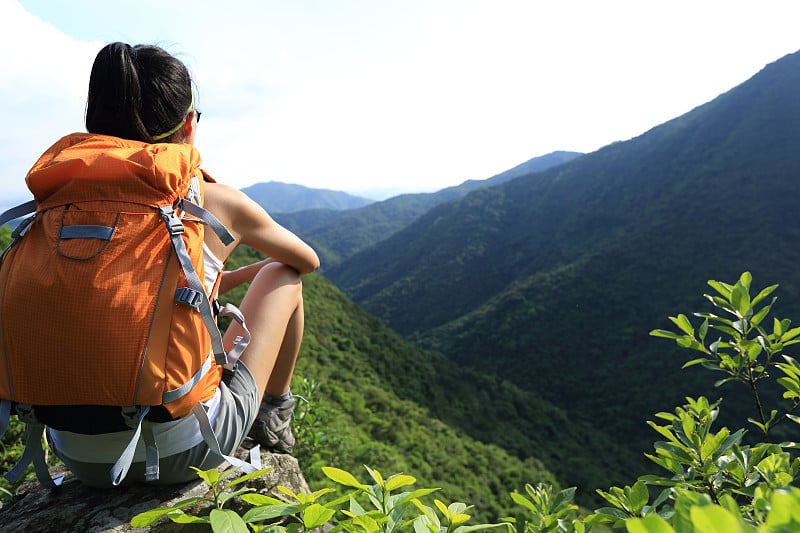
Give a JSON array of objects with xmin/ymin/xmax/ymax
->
[{"xmin": 0, "ymin": 446, "xmax": 309, "ymax": 532}]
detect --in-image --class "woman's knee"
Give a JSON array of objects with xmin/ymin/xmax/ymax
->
[
  {"xmin": 241, "ymin": 262, "xmax": 303, "ymax": 310},
  {"xmin": 253, "ymin": 262, "xmax": 302, "ymax": 289}
]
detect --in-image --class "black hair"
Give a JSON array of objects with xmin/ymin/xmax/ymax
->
[{"xmin": 85, "ymin": 43, "xmax": 193, "ymax": 143}]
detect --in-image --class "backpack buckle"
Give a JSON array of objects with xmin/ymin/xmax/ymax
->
[
  {"xmin": 159, "ymin": 206, "xmax": 185, "ymax": 236},
  {"xmin": 175, "ymin": 287, "xmax": 204, "ymax": 310}
]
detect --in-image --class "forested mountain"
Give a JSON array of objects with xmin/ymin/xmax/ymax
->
[
  {"xmin": 241, "ymin": 181, "xmax": 373, "ymax": 213},
  {"xmin": 275, "ymin": 151, "xmax": 582, "ymax": 267},
  {"xmin": 326, "ymin": 50, "xmax": 800, "ymax": 452},
  {"xmin": 277, "ymin": 274, "xmax": 646, "ymax": 513}
]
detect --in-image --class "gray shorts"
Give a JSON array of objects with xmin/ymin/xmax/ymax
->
[{"xmin": 50, "ymin": 362, "xmax": 260, "ymax": 487}]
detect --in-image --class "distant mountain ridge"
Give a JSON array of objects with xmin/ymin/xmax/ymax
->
[
  {"xmin": 274, "ymin": 151, "xmax": 582, "ymax": 267},
  {"xmin": 241, "ymin": 181, "xmax": 373, "ymax": 213},
  {"xmin": 324, "ymin": 50, "xmax": 800, "ymax": 451}
]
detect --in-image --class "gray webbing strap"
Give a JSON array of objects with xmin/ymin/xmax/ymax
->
[
  {"xmin": 110, "ymin": 406, "xmax": 150, "ymax": 486},
  {"xmin": 217, "ymin": 303, "xmax": 251, "ymax": 369},
  {"xmin": 191, "ymin": 403, "xmax": 260, "ymax": 473},
  {"xmin": 160, "ymin": 206, "xmax": 227, "ymax": 366},
  {"xmin": 0, "ymin": 200, "xmax": 36, "ymax": 227},
  {"xmin": 4, "ymin": 423, "xmax": 61, "ymax": 487},
  {"xmin": 0, "ymin": 400, "xmax": 10, "ymax": 440},
  {"xmin": 162, "ymin": 354, "xmax": 213, "ymax": 404},
  {"xmin": 180, "ymin": 199, "xmax": 235, "ymax": 246},
  {"xmin": 4, "ymin": 404, "xmax": 63, "ymax": 487},
  {"xmin": 142, "ymin": 423, "xmax": 159, "ymax": 481}
]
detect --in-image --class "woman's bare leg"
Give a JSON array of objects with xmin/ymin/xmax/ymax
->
[{"xmin": 224, "ymin": 262, "xmax": 304, "ymax": 403}]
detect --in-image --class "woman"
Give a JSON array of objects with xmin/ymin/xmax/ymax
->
[{"xmin": 45, "ymin": 42, "xmax": 320, "ymax": 486}]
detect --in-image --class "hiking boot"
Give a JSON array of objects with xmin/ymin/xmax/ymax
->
[{"xmin": 248, "ymin": 392, "xmax": 295, "ymax": 454}]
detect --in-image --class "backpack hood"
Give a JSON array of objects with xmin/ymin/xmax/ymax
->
[{"xmin": 26, "ymin": 133, "xmax": 202, "ymax": 210}]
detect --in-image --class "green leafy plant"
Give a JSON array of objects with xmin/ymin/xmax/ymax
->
[
  {"xmin": 649, "ymin": 271, "xmax": 800, "ymax": 440},
  {"xmin": 579, "ymin": 272, "xmax": 800, "ymax": 530},
  {"xmin": 130, "ymin": 467, "xmax": 272, "ymax": 530},
  {"xmin": 504, "ymin": 483, "xmax": 585, "ymax": 533},
  {"xmin": 319, "ymin": 465, "xmax": 507, "ymax": 533},
  {"xmin": 131, "ymin": 464, "xmax": 508, "ymax": 533},
  {"xmin": 240, "ymin": 483, "xmax": 339, "ymax": 532}
]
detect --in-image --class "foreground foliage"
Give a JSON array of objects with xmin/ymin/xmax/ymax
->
[{"xmin": 130, "ymin": 272, "xmax": 800, "ymax": 532}]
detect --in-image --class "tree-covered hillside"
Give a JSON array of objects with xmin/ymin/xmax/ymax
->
[
  {"xmin": 217, "ymin": 252, "xmax": 647, "ymax": 515},
  {"xmin": 325, "ymin": 50, "xmax": 800, "ymax": 452}
]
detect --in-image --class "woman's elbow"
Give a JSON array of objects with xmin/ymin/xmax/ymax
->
[{"xmin": 300, "ymin": 253, "xmax": 321, "ymax": 275}]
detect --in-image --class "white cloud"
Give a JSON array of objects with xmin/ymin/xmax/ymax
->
[
  {"xmin": 2, "ymin": 0, "xmax": 800, "ymax": 201},
  {"xmin": 0, "ymin": 1, "xmax": 99, "ymax": 199}
]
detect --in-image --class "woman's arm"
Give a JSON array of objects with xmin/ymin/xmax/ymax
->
[
  {"xmin": 204, "ymin": 182, "xmax": 320, "ymax": 275},
  {"xmin": 218, "ymin": 258, "xmax": 273, "ymax": 294}
]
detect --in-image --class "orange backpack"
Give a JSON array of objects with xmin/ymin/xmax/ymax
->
[{"xmin": 0, "ymin": 133, "xmax": 253, "ymax": 486}]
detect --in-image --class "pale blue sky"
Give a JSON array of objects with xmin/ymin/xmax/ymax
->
[{"xmin": 2, "ymin": 0, "xmax": 799, "ymax": 202}]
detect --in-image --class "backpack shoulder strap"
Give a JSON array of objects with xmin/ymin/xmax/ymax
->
[
  {"xmin": 160, "ymin": 204, "xmax": 228, "ymax": 367},
  {"xmin": 0, "ymin": 200, "xmax": 37, "ymax": 227}
]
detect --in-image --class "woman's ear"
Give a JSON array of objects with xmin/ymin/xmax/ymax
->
[{"xmin": 182, "ymin": 111, "xmax": 197, "ymax": 145}]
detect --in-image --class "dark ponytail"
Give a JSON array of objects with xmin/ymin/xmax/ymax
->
[{"xmin": 85, "ymin": 42, "xmax": 193, "ymax": 143}]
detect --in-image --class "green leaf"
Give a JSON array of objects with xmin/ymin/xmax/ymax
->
[
  {"xmin": 365, "ymin": 466, "xmax": 384, "ymax": 488},
  {"xmin": 682, "ymin": 358, "xmax": 709, "ymax": 369},
  {"xmin": 650, "ymin": 329, "xmax": 683, "ymax": 340},
  {"xmin": 394, "ymin": 488, "xmax": 440, "ymax": 508},
  {"xmin": 705, "ymin": 295, "xmax": 737, "ymax": 314},
  {"xmin": 625, "ymin": 514, "xmax": 675, "ymax": 533},
  {"xmin": 751, "ymin": 284, "xmax": 778, "ymax": 307},
  {"xmin": 452, "ymin": 523, "xmax": 509, "ymax": 533},
  {"xmin": 168, "ymin": 511, "xmax": 209, "ymax": 524},
  {"xmin": 629, "ymin": 481, "xmax": 649, "ymax": 513},
  {"xmin": 551, "ymin": 486, "xmax": 577, "ymax": 511},
  {"xmin": 750, "ymin": 301, "xmax": 773, "ymax": 328},
  {"xmin": 129, "ymin": 497, "xmax": 204, "ymax": 527},
  {"xmin": 191, "ymin": 466, "xmax": 221, "ymax": 487},
  {"xmin": 781, "ymin": 327, "xmax": 800, "ymax": 342},
  {"xmin": 130, "ymin": 507, "xmax": 179, "ymax": 528},
  {"xmin": 385, "ymin": 474, "xmax": 416, "ymax": 492},
  {"xmin": 323, "ymin": 467, "xmax": 368, "ymax": 490},
  {"xmin": 509, "ymin": 492, "xmax": 536, "ymax": 513},
  {"xmin": 707, "ymin": 280, "xmax": 733, "ymax": 299},
  {"xmin": 689, "ymin": 504, "xmax": 741, "ymax": 533},
  {"xmin": 669, "ymin": 314, "xmax": 694, "ymax": 336},
  {"xmin": 218, "ymin": 488, "xmax": 254, "ymax": 506},
  {"xmin": 653, "ymin": 441, "xmax": 694, "ymax": 464},
  {"xmin": 698, "ymin": 318, "xmax": 709, "ymax": 342},
  {"xmin": 241, "ymin": 493, "xmax": 284, "ymax": 506},
  {"xmin": 434, "ymin": 499, "xmax": 449, "ymax": 517},
  {"xmin": 210, "ymin": 509, "xmax": 250, "ymax": 533},
  {"xmin": 225, "ymin": 468, "xmax": 273, "ymax": 489},
  {"xmin": 242, "ymin": 503, "xmax": 304, "ymax": 523},
  {"xmin": 302, "ymin": 503, "xmax": 336, "ymax": 529}
]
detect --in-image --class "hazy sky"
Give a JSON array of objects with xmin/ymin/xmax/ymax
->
[{"xmin": 1, "ymin": 0, "xmax": 799, "ymax": 201}]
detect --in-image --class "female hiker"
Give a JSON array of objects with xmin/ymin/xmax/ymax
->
[{"xmin": 3, "ymin": 42, "xmax": 320, "ymax": 487}]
